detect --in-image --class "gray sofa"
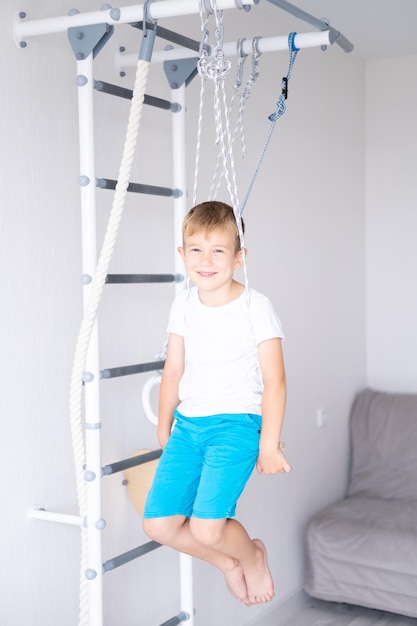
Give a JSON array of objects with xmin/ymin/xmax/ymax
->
[{"xmin": 305, "ymin": 388, "xmax": 417, "ymax": 618}]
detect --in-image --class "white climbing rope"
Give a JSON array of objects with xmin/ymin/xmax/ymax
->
[{"xmin": 69, "ymin": 57, "xmax": 151, "ymax": 626}]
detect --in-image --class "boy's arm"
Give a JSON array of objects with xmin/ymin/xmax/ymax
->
[
  {"xmin": 158, "ymin": 332, "xmax": 185, "ymax": 449},
  {"xmin": 256, "ymin": 337, "xmax": 291, "ymax": 475}
]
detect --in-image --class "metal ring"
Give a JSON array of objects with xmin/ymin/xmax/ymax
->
[{"xmin": 203, "ymin": 0, "xmax": 214, "ymax": 15}]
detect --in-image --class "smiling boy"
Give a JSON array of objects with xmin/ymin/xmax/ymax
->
[{"xmin": 143, "ymin": 201, "xmax": 290, "ymax": 606}]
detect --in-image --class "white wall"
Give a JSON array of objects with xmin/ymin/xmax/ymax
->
[
  {"xmin": 2, "ymin": 2, "xmax": 368, "ymax": 625},
  {"xmin": 366, "ymin": 55, "xmax": 417, "ymax": 393}
]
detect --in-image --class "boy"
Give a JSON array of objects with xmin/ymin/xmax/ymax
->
[{"xmin": 143, "ymin": 201, "xmax": 290, "ymax": 606}]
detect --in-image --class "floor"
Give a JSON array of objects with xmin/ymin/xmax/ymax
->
[{"xmin": 276, "ymin": 598, "xmax": 417, "ymax": 626}]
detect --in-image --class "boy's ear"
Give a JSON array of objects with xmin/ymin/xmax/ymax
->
[
  {"xmin": 235, "ymin": 247, "xmax": 247, "ymax": 269},
  {"xmin": 177, "ymin": 246, "xmax": 185, "ymax": 260}
]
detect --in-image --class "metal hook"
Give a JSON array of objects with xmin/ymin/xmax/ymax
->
[
  {"xmin": 234, "ymin": 38, "xmax": 248, "ymax": 88},
  {"xmin": 252, "ymin": 35, "xmax": 262, "ymax": 58},
  {"xmin": 237, "ymin": 37, "xmax": 248, "ymax": 59},
  {"xmin": 251, "ymin": 36, "xmax": 262, "ymax": 81},
  {"xmin": 143, "ymin": 0, "xmax": 156, "ymax": 37}
]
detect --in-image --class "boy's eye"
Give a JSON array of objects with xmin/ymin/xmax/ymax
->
[{"xmin": 214, "ymin": 249, "xmax": 224, "ymax": 254}]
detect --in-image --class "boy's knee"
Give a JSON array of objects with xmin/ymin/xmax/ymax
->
[
  {"xmin": 143, "ymin": 517, "xmax": 167, "ymax": 542},
  {"xmin": 190, "ymin": 518, "xmax": 225, "ymax": 548},
  {"xmin": 142, "ymin": 517, "xmax": 157, "ymax": 540},
  {"xmin": 142, "ymin": 516, "xmax": 180, "ymax": 544}
]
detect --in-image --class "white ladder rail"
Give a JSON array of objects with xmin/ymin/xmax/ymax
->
[
  {"xmin": 171, "ymin": 82, "xmax": 194, "ymax": 624},
  {"xmin": 76, "ymin": 52, "xmax": 104, "ymax": 626}
]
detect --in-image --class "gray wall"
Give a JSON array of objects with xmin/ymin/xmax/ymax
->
[
  {"xmin": 3, "ymin": 2, "xmax": 413, "ymax": 625},
  {"xmin": 365, "ymin": 55, "xmax": 417, "ymax": 393}
]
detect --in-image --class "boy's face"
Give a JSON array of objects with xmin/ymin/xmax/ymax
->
[{"xmin": 178, "ymin": 227, "xmax": 244, "ymax": 296}]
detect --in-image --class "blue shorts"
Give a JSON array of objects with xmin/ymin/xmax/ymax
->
[{"xmin": 143, "ymin": 410, "xmax": 262, "ymax": 519}]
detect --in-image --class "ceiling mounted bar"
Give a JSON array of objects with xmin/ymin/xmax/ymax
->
[
  {"xmin": 116, "ymin": 29, "xmax": 335, "ymax": 70},
  {"xmin": 14, "ymin": 0, "xmax": 257, "ymax": 45},
  {"xmin": 266, "ymin": 0, "xmax": 354, "ymax": 53}
]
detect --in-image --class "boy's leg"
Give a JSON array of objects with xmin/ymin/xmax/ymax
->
[
  {"xmin": 144, "ymin": 514, "xmax": 273, "ymax": 605},
  {"xmin": 189, "ymin": 517, "xmax": 274, "ymax": 605},
  {"xmin": 187, "ymin": 414, "xmax": 273, "ymax": 604},
  {"xmin": 144, "ymin": 414, "xmax": 273, "ymax": 605},
  {"xmin": 143, "ymin": 515, "xmax": 250, "ymax": 605}
]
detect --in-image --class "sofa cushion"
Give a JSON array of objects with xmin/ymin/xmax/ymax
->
[
  {"xmin": 305, "ymin": 495, "xmax": 417, "ymax": 617},
  {"xmin": 347, "ymin": 388, "xmax": 417, "ymax": 500}
]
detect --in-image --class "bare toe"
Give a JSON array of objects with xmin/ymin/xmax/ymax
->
[{"xmin": 245, "ymin": 539, "xmax": 274, "ymax": 605}]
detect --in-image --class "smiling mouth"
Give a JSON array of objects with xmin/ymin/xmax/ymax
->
[{"xmin": 197, "ymin": 271, "xmax": 217, "ymax": 277}]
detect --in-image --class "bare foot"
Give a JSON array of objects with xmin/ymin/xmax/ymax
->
[
  {"xmin": 243, "ymin": 539, "xmax": 274, "ymax": 605},
  {"xmin": 223, "ymin": 558, "xmax": 251, "ymax": 606}
]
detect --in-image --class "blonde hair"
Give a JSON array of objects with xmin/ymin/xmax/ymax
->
[{"xmin": 182, "ymin": 201, "xmax": 245, "ymax": 253}]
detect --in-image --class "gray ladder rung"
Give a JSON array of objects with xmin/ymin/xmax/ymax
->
[
  {"xmin": 101, "ymin": 361, "xmax": 165, "ymax": 379},
  {"xmin": 94, "ymin": 80, "xmax": 179, "ymax": 111},
  {"xmin": 96, "ymin": 177, "xmax": 182, "ymax": 198},
  {"xmin": 160, "ymin": 612, "xmax": 191, "ymax": 626},
  {"xmin": 102, "ymin": 449, "xmax": 162, "ymax": 476},
  {"xmin": 103, "ymin": 540, "xmax": 161, "ymax": 573},
  {"xmin": 105, "ymin": 273, "xmax": 184, "ymax": 284},
  {"xmin": 131, "ymin": 21, "xmax": 201, "ymax": 53}
]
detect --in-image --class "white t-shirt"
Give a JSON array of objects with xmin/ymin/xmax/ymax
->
[{"xmin": 167, "ymin": 286, "xmax": 285, "ymax": 417}]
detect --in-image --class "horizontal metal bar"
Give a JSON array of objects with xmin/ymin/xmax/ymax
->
[
  {"xmin": 14, "ymin": 0, "xmax": 257, "ymax": 42},
  {"xmin": 29, "ymin": 509, "xmax": 84, "ymax": 526},
  {"xmin": 96, "ymin": 177, "xmax": 181, "ymax": 198},
  {"xmin": 131, "ymin": 21, "xmax": 201, "ymax": 53},
  {"xmin": 266, "ymin": 0, "xmax": 354, "ymax": 53},
  {"xmin": 102, "ymin": 448, "xmax": 162, "ymax": 476},
  {"xmin": 94, "ymin": 80, "xmax": 177, "ymax": 111},
  {"xmin": 101, "ymin": 361, "xmax": 165, "ymax": 379},
  {"xmin": 103, "ymin": 540, "xmax": 161, "ymax": 573},
  {"xmin": 116, "ymin": 31, "xmax": 335, "ymax": 69},
  {"xmin": 160, "ymin": 612, "xmax": 190, "ymax": 626},
  {"xmin": 105, "ymin": 273, "xmax": 184, "ymax": 284}
]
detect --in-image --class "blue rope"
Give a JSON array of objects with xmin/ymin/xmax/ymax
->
[{"xmin": 238, "ymin": 32, "xmax": 299, "ymax": 217}]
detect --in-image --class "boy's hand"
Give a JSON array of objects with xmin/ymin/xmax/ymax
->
[{"xmin": 256, "ymin": 446, "xmax": 292, "ymax": 475}]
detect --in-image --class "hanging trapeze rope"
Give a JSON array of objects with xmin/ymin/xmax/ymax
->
[
  {"xmin": 208, "ymin": 35, "xmax": 262, "ymax": 201},
  {"xmin": 192, "ymin": 4, "xmax": 300, "ymax": 221},
  {"xmin": 142, "ymin": 8, "xmax": 301, "ymax": 427}
]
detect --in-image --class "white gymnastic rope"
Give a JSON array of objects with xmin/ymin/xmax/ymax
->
[
  {"xmin": 69, "ymin": 57, "xmax": 150, "ymax": 626},
  {"xmin": 194, "ymin": 0, "xmax": 240, "ymax": 210}
]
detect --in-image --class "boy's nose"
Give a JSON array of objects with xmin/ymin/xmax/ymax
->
[{"xmin": 200, "ymin": 251, "xmax": 213, "ymax": 265}]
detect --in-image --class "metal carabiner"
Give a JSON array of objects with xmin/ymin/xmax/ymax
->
[
  {"xmin": 250, "ymin": 36, "xmax": 262, "ymax": 82},
  {"xmin": 233, "ymin": 38, "xmax": 248, "ymax": 89}
]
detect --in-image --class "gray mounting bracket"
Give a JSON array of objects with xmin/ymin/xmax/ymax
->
[
  {"xmin": 163, "ymin": 57, "xmax": 199, "ymax": 89},
  {"xmin": 68, "ymin": 23, "xmax": 114, "ymax": 60}
]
